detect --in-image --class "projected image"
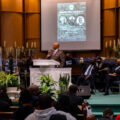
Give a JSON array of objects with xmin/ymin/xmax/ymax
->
[{"xmin": 57, "ymin": 2, "xmax": 86, "ymax": 42}]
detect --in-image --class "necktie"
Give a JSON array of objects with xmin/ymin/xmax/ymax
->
[
  {"xmin": 115, "ymin": 66, "xmax": 120, "ymax": 71},
  {"xmin": 85, "ymin": 65, "xmax": 93, "ymax": 76},
  {"xmin": 52, "ymin": 51, "xmax": 56, "ymax": 56}
]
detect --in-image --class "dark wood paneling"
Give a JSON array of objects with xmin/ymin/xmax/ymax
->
[{"xmin": 0, "ymin": 0, "xmax": 119, "ymax": 58}]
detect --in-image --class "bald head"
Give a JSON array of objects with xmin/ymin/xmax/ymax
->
[{"xmin": 53, "ymin": 42, "xmax": 60, "ymax": 50}]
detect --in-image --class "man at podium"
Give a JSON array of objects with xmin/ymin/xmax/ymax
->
[{"xmin": 46, "ymin": 42, "xmax": 65, "ymax": 67}]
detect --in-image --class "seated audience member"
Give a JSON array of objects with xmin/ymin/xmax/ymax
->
[
  {"xmin": 68, "ymin": 85, "xmax": 83, "ymax": 118},
  {"xmin": 13, "ymin": 89, "xmax": 34, "ymax": 120},
  {"xmin": 98, "ymin": 108, "xmax": 113, "ymax": 120},
  {"xmin": 49, "ymin": 114, "xmax": 67, "ymax": 120},
  {"xmin": 77, "ymin": 58, "xmax": 98, "ymax": 94},
  {"xmin": 0, "ymin": 86, "xmax": 12, "ymax": 111},
  {"xmin": 55, "ymin": 92, "xmax": 70, "ymax": 113},
  {"xmin": 105, "ymin": 59, "xmax": 120, "ymax": 95},
  {"xmin": 95, "ymin": 57, "xmax": 109, "ymax": 91},
  {"xmin": 28, "ymin": 85, "xmax": 40, "ymax": 107},
  {"xmin": 0, "ymin": 86, "xmax": 12, "ymax": 105},
  {"xmin": 68, "ymin": 85, "xmax": 83, "ymax": 105},
  {"xmin": 25, "ymin": 94, "xmax": 76, "ymax": 120}
]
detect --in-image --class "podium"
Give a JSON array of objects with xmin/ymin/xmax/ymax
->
[
  {"xmin": 30, "ymin": 59, "xmax": 72, "ymax": 89},
  {"xmin": 33, "ymin": 59, "xmax": 60, "ymax": 67}
]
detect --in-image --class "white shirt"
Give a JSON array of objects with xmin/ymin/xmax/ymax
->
[
  {"xmin": 84, "ymin": 65, "xmax": 94, "ymax": 76},
  {"xmin": 52, "ymin": 49, "xmax": 58, "ymax": 56}
]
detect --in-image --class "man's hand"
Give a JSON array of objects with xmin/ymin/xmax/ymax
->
[
  {"xmin": 85, "ymin": 76, "xmax": 89, "ymax": 80},
  {"xmin": 98, "ymin": 67, "xmax": 108, "ymax": 72},
  {"xmin": 109, "ymin": 73, "xmax": 117, "ymax": 76},
  {"xmin": 48, "ymin": 50, "xmax": 52, "ymax": 56},
  {"xmin": 46, "ymin": 50, "xmax": 52, "ymax": 58},
  {"xmin": 103, "ymin": 67, "xmax": 109, "ymax": 71}
]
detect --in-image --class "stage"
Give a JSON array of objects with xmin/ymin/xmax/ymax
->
[{"xmin": 87, "ymin": 92, "xmax": 120, "ymax": 119}]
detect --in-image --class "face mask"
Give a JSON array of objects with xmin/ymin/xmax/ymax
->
[{"xmin": 97, "ymin": 61, "xmax": 101, "ymax": 64}]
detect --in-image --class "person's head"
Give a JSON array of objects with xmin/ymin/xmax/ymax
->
[
  {"xmin": 53, "ymin": 42, "xmax": 60, "ymax": 50},
  {"xmin": 90, "ymin": 58, "xmax": 96, "ymax": 65},
  {"xmin": 96, "ymin": 57, "xmax": 102, "ymax": 63},
  {"xmin": 49, "ymin": 114, "xmax": 67, "ymax": 120},
  {"xmin": 69, "ymin": 84, "xmax": 78, "ymax": 95},
  {"xmin": 19, "ymin": 89, "xmax": 33, "ymax": 105},
  {"xmin": 66, "ymin": 52, "xmax": 72, "ymax": 58},
  {"xmin": 28, "ymin": 85, "xmax": 40, "ymax": 96},
  {"xmin": 38, "ymin": 94, "xmax": 53, "ymax": 110},
  {"xmin": 117, "ymin": 59, "xmax": 120, "ymax": 65},
  {"xmin": 103, "ymin": 108, "xmax": 113, "ymax": 120}
]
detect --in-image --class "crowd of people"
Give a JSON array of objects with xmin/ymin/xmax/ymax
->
[{"xmin": 0, "ymin": 84, "xmax": 120, "ymax": 120}]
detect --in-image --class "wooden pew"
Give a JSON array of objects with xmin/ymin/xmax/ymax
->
[
  {"xmin": 10, "ymin": 106, "xmax": 19, "ymax": 112},
  {"xmin": 0, "ymin": 112, "xmax": 13, "ymax": 120}
]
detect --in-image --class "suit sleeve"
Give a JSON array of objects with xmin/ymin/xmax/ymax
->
[
  {"xmin": 46, "ymin": 50, "xmax": 52, "ymax": 59},
  {"xmin": 60, "ymin": 51, "xmax": 65, "ymax": 67},
  {"xmin": 46, "ymin": 54, "xmax": 51, "ymax": 59}
]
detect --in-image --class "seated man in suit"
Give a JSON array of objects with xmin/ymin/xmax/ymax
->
[
  {"xmin": 95, "ymin": 57, "xmax": 109, "ymax": 91},
  {"xmin": 77, "ymin": 58, "xmax": 98, "ymax": 94},
  {"xmin": 46, "ymin": 42, "xmax": 65, "ymax": 67},
  {"xmin": 105, "ymin": 59, "xmax": 120, "ymax": 95}
]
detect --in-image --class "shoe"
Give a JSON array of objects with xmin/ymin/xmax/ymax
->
[{"xmin": 104, "ymin": 91, "xmax": 109, "ymax": 95}]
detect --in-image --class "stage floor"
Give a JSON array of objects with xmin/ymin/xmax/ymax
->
[
  {"xmin": 86, "ymin": 92, "xmax": 120, "ymax": 119},
  {"xmin": 87, "ymin": 92, "xmax": 120, "ymax": 105}
]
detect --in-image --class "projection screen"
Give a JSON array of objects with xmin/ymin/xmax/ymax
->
[{"xmin": 41, "ymin": 0, "xmax": 101, "ymax": 51}]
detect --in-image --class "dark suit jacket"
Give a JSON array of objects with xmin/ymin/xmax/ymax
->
[
  {"xmin": 69, "ymin": 94, "xmax": 83, "ymax": 117},
  {"xmin": 82, "ymin": 62, "xmax": 98, "ymax": 76},
  {"xmin": 97, "ymin": 62, "xmax": 109, "ymax": 78},
  {"xmin": 0, "ymin": 100, "xmax": 10, "ymax": 111},
  {"xmin": 110, "ymin": 64, "xmax": 120, "ymax": 77},
  {"xmin": 46, "ymin": 50, "xmax": 65, "ymax": 67}
]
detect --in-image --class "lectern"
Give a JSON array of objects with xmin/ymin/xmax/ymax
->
[
  {"xmin": 33, "ymin": 59, "xmax": 60, "ymax": 67},
  {"xmin": 30, "ymin": 59, "xmax": 71, "ymax": 89}
]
